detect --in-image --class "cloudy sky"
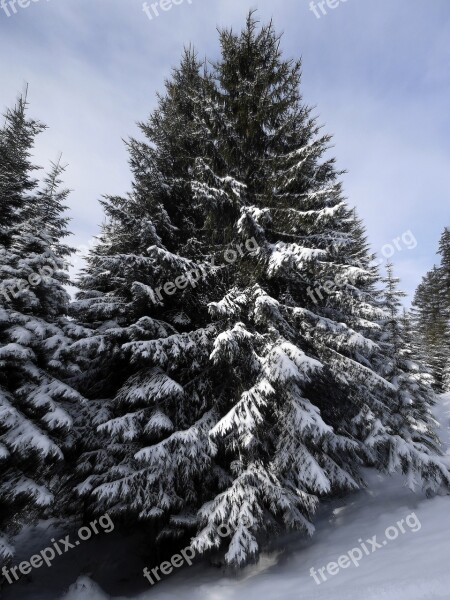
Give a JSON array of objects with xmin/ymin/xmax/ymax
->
[{"xmin": 1, "ymin": 0, "xmax": 449, "ymax": 302}]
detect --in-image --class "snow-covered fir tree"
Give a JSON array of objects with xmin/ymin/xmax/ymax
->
[
  {"xmin": 368, "ymin": 263, "xmax": 444, "ymax": 487},
  {"xmin": 411, "ymin": 227, "xmax": 450, "ymax": 392},
  {"xmin": 438, "ymin": 228, "xmax": 450, "ymax": 391},
  {"xmin": 72, "ymin": 15, "xmax": 450, "ymax": 567},
  {"xmin": 0, "ymin": 95, "xmax": 83, "ymax": 562}
]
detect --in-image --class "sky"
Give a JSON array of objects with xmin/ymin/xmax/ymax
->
[{"xmin": 0, "ymin": 0, "xmax": 449, "ymax": 302}]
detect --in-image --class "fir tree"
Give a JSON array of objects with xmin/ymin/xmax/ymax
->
[
  {"xmin": 73, "ymin": 15, "xmax": 450, "ymax": 567},
  {"xmin": 370, "ymin": 264, "xmax": 444, "ymax": 488},
  {"xmin": 438, "ymin": 227, "xmax": 450, "ymax": 300},
  {"xmin": 438, "ymin": 228, "xmax": 450, "ymax": 391},
  {"xmin": 412, "ymin": 227, "xmax": 450, "ymax": 392},
  {"xmin": 0, "ymin": 96, "xmax": 83, "ymax": 561}
]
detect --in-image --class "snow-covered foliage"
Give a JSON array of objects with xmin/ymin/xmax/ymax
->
[
  {"xmin": 0, "ymin": 96, "xmax": 84, "ymax": 562},
  {"xmin": 1, "ymin": 15, "xmax": 448, "ymax": 577},
  {"xmin": 411, "ymin": 227, "xmax": 450, "ymax": 393},
  {"xmin": 66, "ymin": 14, "xmax": 450, "ymax": 568}
]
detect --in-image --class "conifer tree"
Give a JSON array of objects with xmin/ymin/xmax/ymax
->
[
  {"xmin": 0, "ymin": 96, "xmax": 83, "ymax": 561},
  {"xmin": 370, "ymin": 264, "xmax": 443, "ymax": 488},
  {"xmin": 73, "ymin": 15, "xmax": 450, "ymax": 566},
  {"xmin": 438, "ymin": 228, "xmax": 450, "ymax": 391},
  {"xmin": 438, "ymin": 227, "xmax": 450, "ymax": 299},
  {"xmin": 412, "ymin": 228, "xmax": 450, "ymax": 392}
]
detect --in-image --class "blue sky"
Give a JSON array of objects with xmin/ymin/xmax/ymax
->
[{"xmin": 1, "ymin": 0, "xmax": 449, "ymax": 302}]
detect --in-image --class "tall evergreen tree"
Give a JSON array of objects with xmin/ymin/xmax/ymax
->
[
  {"xmin": 438, "ymin": 227, "xmax": 450, "ymax": 299},
  {"xmin": 0, "ymin": 96, "xmax": 83, "ymax": 561},
  {"xmin": 412, "ymin": 227, "xmax": 450, "ymax": 392},
  {"xmin": 438, "ymin": 228, "xmax": 450, "ymax": 391},
  {"xmin": 72, "ymin": 15, "xmax": 450, "ymax": 567},
  {"xmin": 371, "ymin": 264, "xmax": 442, "ymax": 487}
]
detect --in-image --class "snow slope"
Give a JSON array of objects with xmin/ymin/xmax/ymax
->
[
  {"xmin": 59, "ymin": 393, "xmax": 450, "ymax": 600},
  {"xmin": 5, "ymin": 397, "xmax": 450, "ymax": 600}
]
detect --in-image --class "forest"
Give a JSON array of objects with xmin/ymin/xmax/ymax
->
[{"xmin": 0, "ymin": 8, "xmax": 449, "ymax": 600}]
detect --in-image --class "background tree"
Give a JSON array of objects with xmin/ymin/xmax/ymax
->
[
  {"xmin": 0, "ymin": 95, "xmax": 83, "ymax": 562},
  {"xmin": 370, "ymin": 263, "xmax": 443, "ymax": 488},
  {"xmin": 411, "ymin": 227, "xmax": 450, "ymax": 392}
]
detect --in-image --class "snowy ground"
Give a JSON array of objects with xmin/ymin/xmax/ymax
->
[{"xmin": 4, "ymin": 395, "xmax": 450, "ymax": 600}]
